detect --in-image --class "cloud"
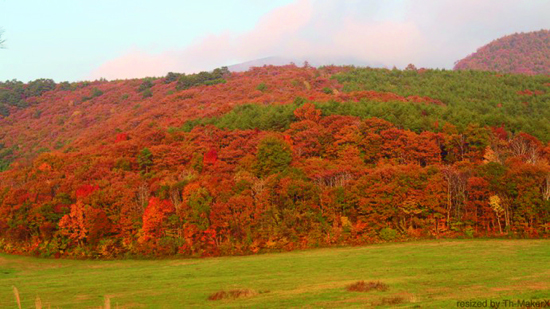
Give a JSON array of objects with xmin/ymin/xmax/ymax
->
[
  {"xmin": 89, "ymin": 0, "xmax": 550, "ymax": 80},
  {"xmin": 90, "ymin": 0, "xmax": 313, "ymax": 80},
  {"xmin": 88, "ymin": 49, "xmax": 179, "ymax": 80}
]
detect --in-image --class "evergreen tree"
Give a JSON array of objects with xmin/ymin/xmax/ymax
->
[{"xmin": 254, "ymin": 136, "xmax": 292, "ymax": 177}]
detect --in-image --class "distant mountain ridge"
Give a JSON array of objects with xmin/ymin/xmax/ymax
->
[
  {"xmin": 454, "ymin": 29, "xmax": 550, "ymax": 75},
  {"xmin": 227, "ymin": 57, "xmax": 299, "ymax": 72},
  {"xmin": 227, "ymin": 56, "xmax": 385, "ymax": 72}
]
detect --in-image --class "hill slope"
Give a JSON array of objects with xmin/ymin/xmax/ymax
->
[
  {"xmin": 454, "ymin": 29, "xmax": 550, "ymax": 75},
  {"xmin": 0, "ymin": 65, "xmax": 550, "ymax": 258}
]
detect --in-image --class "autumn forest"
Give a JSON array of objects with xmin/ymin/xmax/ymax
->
[{"xmin": 0, "ymin": 60, "xmax": 550, "ymax": 259}]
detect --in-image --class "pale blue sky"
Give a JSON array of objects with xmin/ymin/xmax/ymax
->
[
  {"xmin": 0, "ymin": 0, "xmax": 294, "ymax": 81},
  {"xmin": 0, "ymin": 0, "xmax": 548, "ymax": 82}
]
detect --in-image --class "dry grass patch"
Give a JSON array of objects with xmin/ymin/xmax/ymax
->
[
  {"xmin": 208, "ymin": 289, "xmax": 258, "ymax": 301},
  {"xmin": 373, "ymin": 296, "xmax": 406, "ymax": 306},
  {"xmin": 346, "ymin": 281, "xmax": 389, "ymax": 292},
  {"xmin": 491, "ymin": 282, "xmax": 550, "ymax": 292}
]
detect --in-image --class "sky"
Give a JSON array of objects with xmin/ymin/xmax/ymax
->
[{"xmin": 0, "ymin": 0, "xmax": 549, "ymax": 82}]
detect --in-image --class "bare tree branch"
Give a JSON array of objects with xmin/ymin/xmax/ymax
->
[{"xmin": 0, "ymin": 29, "xmax": 6, "ymax": 49}]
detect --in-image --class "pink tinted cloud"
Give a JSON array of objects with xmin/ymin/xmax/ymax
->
[
  {"xmin": 89, "ymin": 50, "xmax": 179, "ymax": 80},
  {"xmin": 89, "ymin": 0, "xmax": 550, "ymax": 80},
  {"xmin": 326, "ymin": 19, "xmax": 426, "ymax": 67},
  {"xmin": 89, "ymin": 0, "xmax": 313, "ymax": 80}
]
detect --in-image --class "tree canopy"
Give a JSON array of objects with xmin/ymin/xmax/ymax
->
[{"xmin": 0, "ymin": 65, "xmax": 549, "ymax": 258}]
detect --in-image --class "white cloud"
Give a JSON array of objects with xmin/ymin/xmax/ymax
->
[{"xmin": 89, "ymin": 0, "xmax": 550, "ymax": 80}]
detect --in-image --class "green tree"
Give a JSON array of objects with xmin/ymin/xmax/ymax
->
[
  {"xmin": 26, "ymin": 79, "xmax": 56, "ymax": 97},
  {"xmin": 164, "ymin": 72, "xmax": 181, "ymax": 84},
  {"xmin": 142, "ymin": 88, "xmax": 153, "ymax": 98},
  {"xmin": 137, "ymin": 148, "xmax": 153, "ymax": 173},
  {"xmin": 187, "ymin": 187, "xmax": 212, "ymax": 231},
  {"xmin": 138, "ymin": 79, "xmax": 154, "ymax": 92},
  {"xmin": 254, "ymin": 136, "xmax": 292, "ymax": 177}
]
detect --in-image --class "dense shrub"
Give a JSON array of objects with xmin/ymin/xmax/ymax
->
[{"xmin": 379, "ymin": 228, "xmax": 398, "ymax": 241}]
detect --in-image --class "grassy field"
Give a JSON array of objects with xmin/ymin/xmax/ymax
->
[{"xmin": 0, "ymin": 239, "xmax": 549, "ymax": 308}]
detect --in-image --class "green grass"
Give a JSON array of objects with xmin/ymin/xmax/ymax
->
[{"xmin": 1, "ymin": 239, "xmax": 549, "ymax": 308}]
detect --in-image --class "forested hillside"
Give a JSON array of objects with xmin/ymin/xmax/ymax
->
[
  {"xmin": 454, "ymin": 29, "xmax": 550, "ymax": 75},
  {"xmin": 0, "ymin": 65, "xmax": 549, "ymax": 258}
]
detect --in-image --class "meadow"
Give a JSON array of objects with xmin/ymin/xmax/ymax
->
[{"xmin": 0, "ymin": 239, "xmax": 549, "ymax": 308}]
